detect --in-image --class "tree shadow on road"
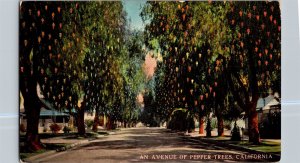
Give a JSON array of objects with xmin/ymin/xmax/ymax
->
[
  {"xmin": 90, "ymin": 149, "xmax": 263, "ymax": 162},
  {"xmin": 74, "ymin": 128, "xmax": 272, "ymax": 162}
]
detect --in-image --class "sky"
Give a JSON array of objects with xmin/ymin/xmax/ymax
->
[
  {"xmin": 123, "ymin": 0, "xmax": 158, "ymax": 80},
  {"xmin": 123, "ymin": 0, "xmax": 147, "ymax": 30}
]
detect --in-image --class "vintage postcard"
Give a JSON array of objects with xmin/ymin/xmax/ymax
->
[{"xmin": 19, "ymin": 1, "xmax": 281, "ymax": 162}]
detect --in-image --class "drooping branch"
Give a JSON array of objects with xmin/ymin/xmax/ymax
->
[
  {"xmin": 232, "ymin": 70, "xmax": 250, "ymax": 104},
  {"xmin": 227, "ymin": 73, "xmax": 246, "ymax": 110}
]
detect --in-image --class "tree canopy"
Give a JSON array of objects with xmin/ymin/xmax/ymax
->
[
  {"xmin": 20, "ymin": 1, "xmax": 281, "ymax": 148},
  {"xmin": 141, "ymin": 1, "xmax": 281, "ymax": 143}
]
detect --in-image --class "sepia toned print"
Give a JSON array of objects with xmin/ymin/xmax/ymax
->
[{"xmin": 19, "ymin": 1, "xmax": 280, "ymax": 162}]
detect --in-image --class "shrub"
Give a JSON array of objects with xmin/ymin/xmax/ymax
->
[
  {"xmin": 187, "ymin": 116, "xmax": 195, "ymax": 133},
  {"xmin": 167, "ymin": 110, "xmax": 188, "ymax": 131},
  {"xmin": 63, "ymin": 126, "xmax": 71, "ymax": 133},
  {"xmin": 50, "ymin": 123, "xmax": 62, "ymax": 133},
  {"xmin": 231, "ymin": 122, "xmax": 241, "ymax": 141},
  {"xmin": 259, "ymin": 111, "xmax": 281, "ymax": 139},
  {"xmin": 206, "ymin": 118, "xmax": 212, "ymax": 137},
  {"xmin": 85, "ymin": 119, "xmax": 94, "ymax": 128},
  {"xmin": 210, "ymin": 118, "xmax": 217, "ymax": 129}
]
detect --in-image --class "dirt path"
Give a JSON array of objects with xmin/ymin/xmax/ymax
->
[{"xmin": 33, "ymin": 127, "xmax": 263, "ymax": 163}]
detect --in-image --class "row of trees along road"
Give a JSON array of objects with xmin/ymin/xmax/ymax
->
[
  {"xmin": 141, "ymin": 1, "xmax": 280, "ymax": 144},
  {"xmin": 20, "ymin": 2, "xmax": 146, "ymax": 151}
]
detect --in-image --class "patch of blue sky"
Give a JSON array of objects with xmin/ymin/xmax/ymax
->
[{"xmin": 123, "ymin": 0, "xmax": 147, "ymax": 31}]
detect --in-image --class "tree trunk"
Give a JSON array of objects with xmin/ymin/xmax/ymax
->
[
  {"xmin": 248, "ymin": 103, "xmax": 260, "ymax": 144},
  {"xmin": 77, "ymin": 106, "xmax": 85, "ymax": 135},
  {"xmin": 217, "ymin": 115, "xmax": 224, "ymax": 136},
  {"xmin": 199, "ymin": 116, "xmax": 204, "ymax": 134},
  {"xmin": 68, "ymin": 116, "xmax": 74, "ymax": 128},
  {"xmin": 105, "ymin": 117, "xmax": 117, "ymax": 129},
  {"xmin": 24, "ymin": 98, "xmax": 42, "ymax": 151},
  {"xmin": 92, "ymin": 109, "xmax": 99, "ymax": 132},
  {"xmin": 246, "ymin": 38, "xmax": 260, "ymax": 144},
  {"xmin": 106, "ymin": 116, "xmax": 112, "ymax": 130},
  {"xmin": 129, "ymin": 122, "xmax": 132, "ymax": 128},
  {"xmin": 21, "ymin": 67, "xmax": 43, "ymax": 151}
]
